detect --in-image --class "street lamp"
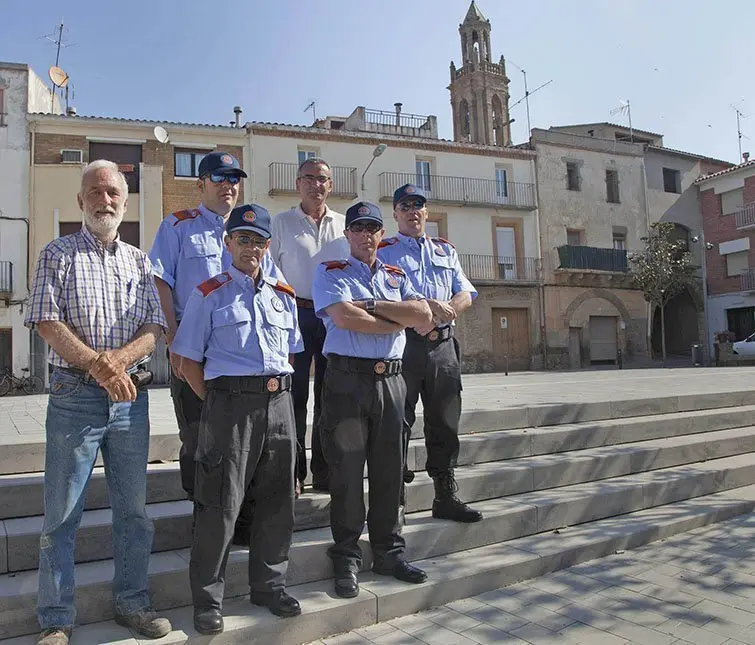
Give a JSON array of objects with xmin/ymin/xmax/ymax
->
[
  {"xmin": 691, "ymin": 232, "xmax": 714, "ymax": 364},
  {"xmin": 360, "ymin": 143, "xmax": 387, "ymax": 195}
]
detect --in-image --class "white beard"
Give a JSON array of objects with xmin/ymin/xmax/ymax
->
[{"xmin": 85, "ymin": 210, "xmax": 124, "ymax": 239}]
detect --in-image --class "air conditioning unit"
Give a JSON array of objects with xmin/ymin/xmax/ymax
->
[{"xmin": 61, "ymin": 149, "xmax": 83, "ymax": 163}]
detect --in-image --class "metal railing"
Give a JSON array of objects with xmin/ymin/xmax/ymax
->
[
  {"xmin": 268, "ymin": 163, "xmax": 357, "ymax": 198},
  {"xmin": 364, "ymin": 108, "xmax": 432, "ymax": 131},
  {"xmin": 742, "ymin": 268, "xmax": 755, "ymax": 292},
  {"xmin": 0, "ymin": 261, "xmax": 12, "ymax": 294},
  {"xmin": 379, "ymin": 172, "xmax": 536, "ymax": 209},
  {"xmin": 735, "ymin": 202, "xmax": 755, "ymax": 229},
  {"xmin": 557, "ymin": 245, "xmax": 628, "ymax": 272},
  {"xmin": 459, "ymin": 254, "xmax": 539, "ymax": 282}
]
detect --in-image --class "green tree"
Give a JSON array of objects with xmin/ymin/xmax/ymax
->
[{"xmin": 629, "ymin": 222, "xmax": 697, "ymax": 362}]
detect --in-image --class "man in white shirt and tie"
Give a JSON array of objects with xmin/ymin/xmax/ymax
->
[{"xmin": 270, "ymin": 158, "xmax": 347, "ymax": 494}]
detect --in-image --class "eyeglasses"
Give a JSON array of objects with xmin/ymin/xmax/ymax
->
[
  {"xmin": 397, "ymin": 200, "xmax": 425, "ymax": 212},
  {"xmin": 205, "ymin": 174, "xmax": 241, "ymax": 185},
  {"xmin": 231, "ymin": 234, "xmax": 268, "ymax": 249},
  {"xmin": 298, "ymin": 174, "xmax": 332, "ymax": 185},
  {"xmin": 348, "ymin": 221, "xmax": 381, "ymax": 234}
]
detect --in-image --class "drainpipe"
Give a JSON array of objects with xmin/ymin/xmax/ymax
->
[
  {"xmin": 531, "ymin": 145, "xmax": 548, "ymax": 369},
  {"xmin": 640, "ymin": 155, "xmax": 652, "ymax": 359}
]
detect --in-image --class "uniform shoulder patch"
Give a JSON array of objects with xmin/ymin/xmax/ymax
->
[
  {"xmin": 383, "ymin": 264, "xmax": 406, "ymax": 277},
  {"xmin": 197, "ymin": 272, "xmax": 232, "ymax": 297},
  {"xmin": 272, "ymin": 280, "xmax": 296, "ymax": 299},
  {"xmin": 378, "ymin": 237, "xmax": 398, "ymax": 249},
  {"xmin": 322, "ymin": 260, "xmax": 349, "ymax": 271},
  {"xmin": 171, "ymin": 209, "xmax": 201, "ymax": 226},
  {"xmin": 432, "ymin": 236, "xmax": 456, "ymax": 249}
]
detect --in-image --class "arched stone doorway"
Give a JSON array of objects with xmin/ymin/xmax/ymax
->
[{"xmin": 651, "ymin": 287, "xmax": 702, "ymax": 357}]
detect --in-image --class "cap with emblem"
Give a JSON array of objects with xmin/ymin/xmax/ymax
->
[
  {"xmin": 345, "ymin": 201, "xmax": 383, "ymax": 228},
  {"xmin": 197, "ymin": 151, "xmax": 248, "ymax": 178},
  {"xmin": 393, "ymin": 183, "xmax": 427, "ymax": 207},
  {"xmin": 226, "ymin": 203, "xmax": 271, "ymax": 239}
]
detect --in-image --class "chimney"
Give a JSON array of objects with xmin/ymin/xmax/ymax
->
[
  {"xmin": 233, "ymin": 105, "xmax": 243, "ymax": 128},
  {"xmin": 66, "ymin": 106, "xmax": 77, "ymax": 116},
  {"xmin": 744, "ymin": 152, "xmax": 750, "ymax": 163},
  {"xmin": 394, "ymin": 102, "xmax": 402, "ymax": 127}
]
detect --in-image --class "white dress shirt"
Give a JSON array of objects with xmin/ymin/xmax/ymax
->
[{"xmin": 270, "ymin": 204, "xmax": 348, "ymax": 299}]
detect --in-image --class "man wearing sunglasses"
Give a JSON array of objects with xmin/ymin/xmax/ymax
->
[
  {"xmin": 270, "ymin": 158, "xmax": 347, "ymax": 495},
  {"xmin": 377, "ymin": 184, "xmax": 482, "ymax": 524},
  {"xmin": 171, "ymin": 204, "xmax": 302, "ymax": 634},
  {"xmin": 312, "ymin": 201, "xmax": 433, "ymax": 599},
  {"xmin": 149, "ymin": 152, "xmax": 275, "ymax": 543}
]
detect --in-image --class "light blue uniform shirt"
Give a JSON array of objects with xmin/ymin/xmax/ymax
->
[
  {"xmin": 171, "ymin": 264, "xmax": 303, "ymax": 380},
  {"xmin": 312, "ymin": 256, "xmax": 424, "ymax": 360},
  {"xmin": 149, "ymin": 203, "xmax": 283, "ymax": 320},
  {"xmin": 376, "ymin": 233, "xmax": 477, "ymax": 305}
]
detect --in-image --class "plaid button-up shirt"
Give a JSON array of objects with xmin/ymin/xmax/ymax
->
[{"xmin": 25, "ymin": 226, "xmax": 167, "ymax": 369}]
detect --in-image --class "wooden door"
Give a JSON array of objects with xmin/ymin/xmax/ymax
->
[{"xmin": 491, "ymin": 308, "xmax": 530, "ymax": 371}]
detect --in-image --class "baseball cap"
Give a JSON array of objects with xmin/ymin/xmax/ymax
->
[
  {"xmin": 225, "ymin": 204, "xmax": 271, "ymax": 239},
  {"xmin": 393, "ymin": 183, "xmax": 427, "ymax": 207},
  {"xmin": 345, "ymin": 201, "xmax": 383, "ymax": 228},
  {"xmin": 198, "ymin": 151, "xmax": 248, "ymax": 178}
]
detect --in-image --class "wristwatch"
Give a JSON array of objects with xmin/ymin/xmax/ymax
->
[{"xmin": 365, "ymin": 299, "xmax": 377, "ymax": 314}]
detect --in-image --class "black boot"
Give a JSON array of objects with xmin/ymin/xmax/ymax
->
[{"xmin": 432, "ymin": 473, "xmax": 483, "ymax": 523}]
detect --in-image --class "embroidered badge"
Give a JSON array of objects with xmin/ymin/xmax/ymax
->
[
  {"xmin": 242, "ymin": 210, "xmax": 256, "ymax": 223},
  {"xmin": 221, "ymin": 154, "xmax": 233, "ymax": 165},
  {"xmin": 271, "ymin": 296, "xmax": 285, "ymax": 312},
  {"xmin": 405, "ymin": 185, "xmax": 415, "ymax": 194},
  {"xmin": 217, "ymin": 273, "xmax": 230, "ymax": 283},
  {"xmin": 387, "ymin": 276, "xmax": 400, "ymax": 288},
  {"xmin": 357, "ymin": 205, "xmax": 370, "ymax": 216},
  {"xmin": 435, "ymin": 247, "xmax": 446, "ymax": 256}
]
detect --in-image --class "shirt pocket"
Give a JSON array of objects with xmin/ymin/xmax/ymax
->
[
  {"xmin": 430, "ymin": 254, "xmax": 454, "ymax": 293},
  {"xmin": 261, "ymin": 306, "xmax": 295, "ymax": 357},
  {"xmin": 211, "ymin": 303, "xmax": 254, "ymax": 350},
  {"xmin": 185, "ymin": 235, "xmax": 223, "ymax": 274}
]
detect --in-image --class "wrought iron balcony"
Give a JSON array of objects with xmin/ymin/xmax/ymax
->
[
  {"xmin": 735, "ymin": 202, "xmax": 755, "ymax": 229},
  {"xmin": 268, "ymin": 163, "xmax": 358, "ymax": 199},
  {"xmin": 742, "ymin": 268, "xmax": 755, "ymax": 292},
  {"xmin": 0, "ymin": 261, "xmax": 12, "ymax": 296},
  {"xmin": 557, "ymin": 245, "xmax": 628, "ymax": 272},
  {"xmin": 458, "ymin": 254, "xmax": 539, "ymax": 283},
  {"xmin": 378, "ymin": 172, "xmax": 536, "ymax": 209}
]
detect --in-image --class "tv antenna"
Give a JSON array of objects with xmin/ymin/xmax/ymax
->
[
  {"xmin": 730, "ymin": 104, "xmax": 748, "ymax": 162},
  {"xmin": 42, "ymin": 20, "xmax": 73, "ymax": 113},
  {"xmin": 304, "ymin": 100, "xmax": 317, "ymax": 122},
  {"xmin": 506, "ymin": 59, "xmax": 552, "ymax": 135}
]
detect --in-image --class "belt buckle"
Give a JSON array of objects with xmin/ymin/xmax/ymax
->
[
  {"xmin": 266, "ymin": 377, "xmax": 280, "ymax": 393},
  {"xmin": 374, "ymin": 361, "xmax": 387, "ymax": 375},
  {"xmin": 428, "ymin": 330, "xmax": 440, "ymax": 342}
]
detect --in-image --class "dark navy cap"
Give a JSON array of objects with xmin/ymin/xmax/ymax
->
[
  {"xmin": 345, "ymin": 201, "xmax": 383, "ymax": 228},
  {"xmin": 198, "ymin": 151, "xmax": 248, "ymax": 178},
  {"xmin": 226, "ymin": 204, "xmax": 271, "ymax": 239},
  {"xmin": 393, "ymin": 183, "xmax": 427, "ymax": 207}
]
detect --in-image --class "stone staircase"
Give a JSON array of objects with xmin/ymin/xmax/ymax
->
[{"xmin": 4, "ymin": 390, "xmax": 755, "ymax": 643}]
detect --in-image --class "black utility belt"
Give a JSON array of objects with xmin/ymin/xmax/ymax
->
[
  {"xmin": 208, "ymin": 374, "xmax": 292, "ymax": 394},
  {"xmin": 328, "ymin": 354, "xmax": 402, "ymax": 376},
  {"xmin": 407, "ymin": 326, "xmax": 454, "ymax": 344}
]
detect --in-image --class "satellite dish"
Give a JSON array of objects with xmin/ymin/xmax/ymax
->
[
  {"xmin": 48, "ymin": 66, "xmax": 69, "ymax": 88},
  {"xmin": 153, "ymin": 126, "xmax": 170, "ymax": 144}
]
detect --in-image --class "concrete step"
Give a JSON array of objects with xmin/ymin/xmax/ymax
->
[
  {"xmin": 5, "ymin": 389, "xmax": 755, "ymax": 476},
  {"xmin": 5, "ymin": 400, "xmax": 755, "ymax": 523},
  {"xmin": 4, "ymin": 481, "xmax": 755, "ymax": 645},
  {"xmin": 5, "ymin": 425, "xmax": 755, "ymax": 574}
]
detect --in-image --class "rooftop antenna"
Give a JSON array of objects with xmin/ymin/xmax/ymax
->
[
  {"xmin": 42, "ymin": 19, "xmax": 72, "ymax": 113},
  {"xmin": 304, "ymin": 100, "xmax": 317, "ymax": 123},
  {"xmin": 610, "ymin": 99, "xmax": 633, "ymax": 142},
  {"xmin": 730, "ymin": 104, "xmax": 748, "ymax": 162},
  {"xmin": 506, "ymin": 59, "xmax": 551, "ymax": 135}
]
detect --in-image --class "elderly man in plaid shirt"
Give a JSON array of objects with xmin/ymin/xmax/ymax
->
[{"xmin": 25, "ymin": 160, "xmax": 171, "ymax": 645}]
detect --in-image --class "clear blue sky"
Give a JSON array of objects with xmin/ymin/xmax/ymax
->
[{"xmin": 3, "ymin": 0, "xmax": 753, "ymax": 163}]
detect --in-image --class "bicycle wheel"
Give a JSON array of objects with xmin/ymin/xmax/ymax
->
[
  {"xmin": 22, "ymin": 376, "xmax": 44, "ymax": 395},
  {"xmin": 0, "ymin": 375, "xmax": 10, "ymax": 397}
]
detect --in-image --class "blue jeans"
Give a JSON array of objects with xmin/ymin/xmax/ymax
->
[{"xmin": 37, "ymin": 369, "xmax": 154, "ymax": 629}]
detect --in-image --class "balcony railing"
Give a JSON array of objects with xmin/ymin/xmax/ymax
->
[
  {"xmin": 378, "ymin": 172, "xmax": 536, "ymax": 209},
  {"xmin": 364, "ymin": 108, "xmax": 432, "ymax": 131},
  {"xmin": 268, "ymin": 163, "xmax": 358, "ymax": 199},
  {"xmin": 459, "ymin": 254, "xmax": 539, "ymax": 283},
  {"xmin": 742, "ymin": 268, "xmax": 755, "ymax": 292},
  {"xmin": 735, "ymin": 202, "xmax": 755, "ymax": 229},
  {"xmin": 557, "ymin": 245, "xmax": 628, "ymax": 272},
  {"xmin": 0, "ymin": 261, "xmax": 12, "ymax": 295}
]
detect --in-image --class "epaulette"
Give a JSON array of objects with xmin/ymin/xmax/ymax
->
[
  {"xmin": 323, "ymin": 260, "xmax": 349, "ymax": 271},
  {"xmin": 171, "ymin": 209, "xmax": 201, "ymax": 226},
  {"xmin": 272, "ymin": 280, "xmax": 296, "ymax": 299},
  {"xmin": 432, "ymin": 236, "xmax": 456, "ymax": 249},
  {"xmin": 197, "ymin": 272, "xmax": 232, "ymax": 297},
  {"xmin": 384, "ymin": 264, "xmax": 405, "ymax": 277},
  {"xmin": 378, "ymin": 237, "xmax": 398, "ymax": 249}
]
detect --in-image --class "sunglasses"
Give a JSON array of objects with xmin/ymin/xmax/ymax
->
[
  {"xmin": 348, "ymin": 221, "xmax": 381, "ymax": 234},
  {"xmin": 397, "ymin": 200, "xmax": 425, "ymax": 212},
  {"xmin": 205, "ymin": 174, "xmax": 241, "ymax": 185},
  {"xmin": 231, "ymin": 234, "xmax": 268, "ymax": 249}
]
